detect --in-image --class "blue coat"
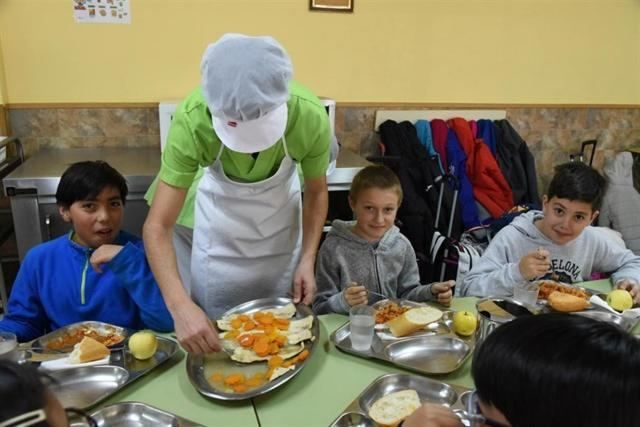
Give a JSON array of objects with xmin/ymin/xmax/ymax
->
[
  {"xmin": 446, "ymin": 129, "xmax": 481, "ymax": 228},
  {"xmin": 0, "ymin": 231, "xmax": 173, "ymax": 342}
]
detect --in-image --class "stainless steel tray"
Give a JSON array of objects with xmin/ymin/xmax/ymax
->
[
  {"xmin": 50, "ymin": 336, "xmax": 179, "ymax": 409},
  {"xmin": 30, "ymin": 321, "xmax": 128, "ymax": 352},
  {"xmin": 87, "ymin": 401, "xmax": 204, "ymax": 427},
  {"xmin": 329, "ymin": 373, "xmax": 472, "ymax": 427},
  {"xmin": 331, "ymin": 310, "xmax": 473, "ymax": 375},
  {"xmin": 186, "ymin": 297, "xmax": 319, "ymax": 401},
  {"xmin": 572, "ymin": 309, "xmax": 640, "ymax": 331}
]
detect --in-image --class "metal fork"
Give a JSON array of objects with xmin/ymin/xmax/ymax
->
[{"xmin": 365, "ymin": 289, "xmax": 401, "ymax": 305}]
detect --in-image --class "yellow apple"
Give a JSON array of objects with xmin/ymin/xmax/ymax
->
[
  {"xmin": 452, "ymin": 311, "xmax": 478, "ymax": 337},
  {"xmin": 128, "ymin": 330, "xmax": 158, "ymax": 360},
  {"xmin": 607, "ymin": 289, "xmax": 633, "ymax": 312}
]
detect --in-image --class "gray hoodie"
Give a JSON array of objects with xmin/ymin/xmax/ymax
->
[
  {"xmin": 599, "ymin": 151, "xmax": 640, "ymax": 255},
  {"xmin": 313, "ymin": 220, "xmax": 434, "ymax": 315},
  {"xmin": 460, "ymin": 210, "xmax": 640, "ymax": 297}
]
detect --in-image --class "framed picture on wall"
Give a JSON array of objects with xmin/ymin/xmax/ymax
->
[{"xmin": 309, "ymin": 0, "xmax": 353, "ymax": 12}]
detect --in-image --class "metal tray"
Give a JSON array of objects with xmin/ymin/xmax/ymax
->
[
  {"xmin": 50, "ymin": 336, "xmax": 179, "ymax": 409},
  {"xmin": 572, "ymin": 309, "xmax": 640, "ymax": 331},
  {"xmin": 30, "ymin": 321, "xmax": 128, "ymax": 352},
  {"xmin": 186, "ymin": 297, "xmax": 319, "ymax": 401},
  {"xmin": 329, "ymin": 373, "xmax": 473, "ymax": 427},
  {"xmin": 331, "ymin": 310, "xmax": 473, "ymax": 375},
  {"xmin": 49, "ymin": 366, "xmax": 129, "ymax": 409},
  {"xmin": 86, "ymin": 401, "xmax": 204, "ymax": 427}
]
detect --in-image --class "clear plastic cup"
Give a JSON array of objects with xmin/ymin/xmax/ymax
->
[
  {"xmin": 349, "ymin": 304, "xmax": 376, "ymax": 351},
  {"xmin": 513, "ymin": 282, "xmax": 540, "ymax": 307},
  {"xmin": 0, "ymin": 332, "xmax": 18, "ymax": 362}
]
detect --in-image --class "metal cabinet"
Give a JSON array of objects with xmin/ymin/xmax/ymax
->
[{"xmin": 3, "ymin": 147, "xmax": 160, "ymax": 261}]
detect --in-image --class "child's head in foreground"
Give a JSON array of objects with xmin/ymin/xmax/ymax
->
[
  {"xmin": 348, "ymin": 165, "xmax": 403, "ymax": 242},
  {"xmin": 472, "ymin": 313, "xmax": 640, "ymax": 427},
  {"xmin": 0, "ymin": 360, "xmax": 68, "ymax": 427},
  {"xmin": 538, "ymin": 161, "xmax": 605, "ymax": 244},
  {"xmin": 55, "ymin": 161, "xmax": 128, "ymax": 249}
]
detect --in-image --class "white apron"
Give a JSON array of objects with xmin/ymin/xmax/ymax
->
[{"xmin": 190, "ymin": 136, "xmax": 302, "ymax": 319}]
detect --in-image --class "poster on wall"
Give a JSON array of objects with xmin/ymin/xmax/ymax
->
[{"xmin": 72, "ymin": 0, "xmax": 131, "ymax": 24}]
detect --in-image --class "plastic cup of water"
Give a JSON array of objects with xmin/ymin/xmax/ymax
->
[
  {"xmin": 349, "ymin": 304, "xmax": 376, "ymax": 351},
  {"xmin": 0, "ymin": 332, "xmax": 18, "ymax": 362},
  {"xmin": 513, "ymin": 282, "xmax": 540, "ymax": 306}
]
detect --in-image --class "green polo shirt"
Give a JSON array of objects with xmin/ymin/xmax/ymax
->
[{"xmin": 146, "ymin": 81, "xmax": 331, "ymax": 228}]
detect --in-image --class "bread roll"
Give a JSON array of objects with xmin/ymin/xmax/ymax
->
[
  {"xmin": 68, "ymin": 336, "xmax": 110, "ymax": 364},
  {"xmin": 368, "ymin": 389, "xmax": 421, "ymax": 426},
  {"xmin": 387, "ymin": 306, "xmax": 443, "ymax": 337},
  {"xmin": 548, "ymin": 291, "xmax": 589, "ymax": 312}
]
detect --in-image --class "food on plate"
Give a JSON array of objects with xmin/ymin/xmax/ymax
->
[
  {"xmin": 128, "ymin": 330, "xmax": 158, "ymax": 360},
  {"xmin": 68, "ymin": 337, "xmax": 110, "ymax": 364},
  {"xmin": 216, "ymin": 303, "xmax": 297, "ymax": 331},
  {"xmin": 607, "ymin": 289, "xmax": 633, "ymax": 311},
  {"xmin": 452, "ymin": 310, "xmax": 478, "ymax": 337},
  {"xmin": 45, "ymin": 324, "xmax": 125, "ymax": 350},
  {"xmin": 211, "ymin": 304, "xmax": 314, "ymax": 393},
  {"xmin": 375, "ymin": 302, "xmax": 410, "ymax": 324},
  {"xmin": 368, "ymin": 389, "xmax": 421, "ymax": 427},
  {"xmin": 548, "ymin": 291, "xmax": 590, "ymax": 312},
  {"xmin": 537, "ymin": 281, "xmax": 589, "ymax": 300},
  {"xmin": 208, "ymin": 349, "xmax": 310, "ymax": 393},
  {"xmin": 387, "ymin": 306, "xmax": 443, "ymax": 338}
]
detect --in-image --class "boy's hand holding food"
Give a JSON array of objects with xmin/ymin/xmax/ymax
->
[
  {"xmin": 344, "ymin": 282, "xmax": 368, "ymax": 307},
  {"xmin": 90, "ymin": 244, "xmax": 124, "ymax": 273},
  {"xmin": 519, "ymin": 248, "xmax": 551, "ymax": 280},
  {"xmin": 431, "ymin": 281, "xmax": 454, "ymax": 306},
  {"xmin": 616, "ymin": 279, "xmax": 640, "ymax": 305}
]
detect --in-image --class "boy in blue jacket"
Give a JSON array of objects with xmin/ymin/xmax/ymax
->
[{"xmin": 0, "ymin": 161, "xmax": 173, "ymax": 342}]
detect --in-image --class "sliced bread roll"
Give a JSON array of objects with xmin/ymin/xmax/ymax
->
[
  {"xmin": 68, "ymin": 336, "xmax": 110, "ymax": 364},
  {"xmin": 369, "ymin": 389, "xmax": 421, "ymax": 427},
  {"xmin": 387, "ymin": 306, "xmax": 443, "ymax": 337},
  {"xmin": 548, "ymin": 291, "xmax": 589, "ymax": 312}
]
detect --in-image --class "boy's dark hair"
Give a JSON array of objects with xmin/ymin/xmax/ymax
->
[
  {"xmin": 349, "ymin": 165, "xmax": 403, "ymax": 205},
  {"xmin": 472, "ymin": 313, "xmax": 640, "ymax": 427},
  {"xmin": 0, "ymin": 360, "xmax": 50, "ymax": 426},
  {"xmin": 547, "ymin": 162, "xmax": 606, "ymax": 210},
  {"xmin": 55, "ymin": 161, "xmax": 128, "ymax": 208}
]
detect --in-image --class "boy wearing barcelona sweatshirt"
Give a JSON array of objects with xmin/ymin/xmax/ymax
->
[
  {"xmin": 460, "ymin": 162, "xmax": 640, "ymax": 303},
  {"xmin": 0, "ymin": 161, "xmax": 173, "ymax": 342}
]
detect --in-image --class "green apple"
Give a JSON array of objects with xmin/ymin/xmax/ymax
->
[
  {"xmin": 128, "ymin": 330, "xmax": 158, "ymax": 360},
  {"xmin": 452, "ymin": 311, "xmax": 478, "ymax": 337},
  {"xmin": 607, "ymin": 289, "xmax": 633, "ymax": 312}
]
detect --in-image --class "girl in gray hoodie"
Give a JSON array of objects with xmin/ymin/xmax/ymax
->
[{"xmin": 313, "ymin": 165, "xmax": 453, "ymax": 315}]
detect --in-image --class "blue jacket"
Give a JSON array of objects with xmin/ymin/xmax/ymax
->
[
  {"xmin": 0, "ymin": 231, "xmax": 174, "ymax": 342},
  {"xmin": 415, "ymin": 120, "xmax": 445, "ymax": 174},
  {"xmin": 446, "ymin": 128, "xmax": 481, "ymax": 228},
  {"xmin": 476, "ymin": 119, "xmax": 497, "ymax": 157}
]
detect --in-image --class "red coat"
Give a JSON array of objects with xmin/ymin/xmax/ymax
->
[{"xmin": 448, "ymin": 118, "xmax": 514, "ymax": 218}]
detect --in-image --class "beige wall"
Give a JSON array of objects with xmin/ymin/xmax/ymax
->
[{"xmin": 0, "ymin": 0, "xmax": 638, "ymax": 104}]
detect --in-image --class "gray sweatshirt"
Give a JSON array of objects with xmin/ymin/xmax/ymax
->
[
  {"xmin": 459, "ymin": 210, "xmax": 640, "ymax": 297},
  {"xmin": 313, "ymin": 220, "xmax": 434, "ymax": 315},
  {"xmin": 599, "ymin": 152, "xmax": 640, "ymax": 255}
]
